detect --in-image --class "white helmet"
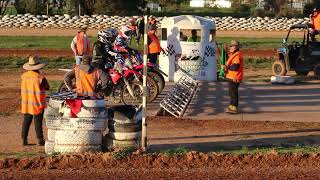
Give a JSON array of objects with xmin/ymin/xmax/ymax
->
[{"xmin": 97, "ymin": 30, "xmax": 108, "ymax": 43}]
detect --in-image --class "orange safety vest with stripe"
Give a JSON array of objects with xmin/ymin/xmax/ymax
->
[
  {"xmin": 21, "ymin": 71, "xmax": 47, "ymax": 115},
  {"xmin": 148, "ymin": 31, "xmax": 161, "ymax": 54},
  {"xmin": 76, "ymin": 32, "xmax": 91, "ymax": 56},
  {"xmin": 312, "ymin": 13, "xmax": 320, "ymax": 30},
  {"xmin": 75, "ymin": 66, "xmax": 100, "ymax": 97},
  {"xmin": 226, "ymin": 51, "xmax": 244, "ymax": 82}
]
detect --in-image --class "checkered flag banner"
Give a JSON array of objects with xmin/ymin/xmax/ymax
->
[
  {"xmin": 204, "ymin": 46, "xmax": 215, "ymax": 57},
  {"xmin": 166, "ymin": 44, "xmax": 176, "ymax": 56}
]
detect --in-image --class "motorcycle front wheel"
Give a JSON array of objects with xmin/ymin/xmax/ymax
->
[{"xmin": 120, "ymin": 81, "xmax": 148, "ymax": 106}]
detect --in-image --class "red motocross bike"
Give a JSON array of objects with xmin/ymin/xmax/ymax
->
[{"xmin": 58, "ymin": 61, "xmax": 154, "ymax": 106}]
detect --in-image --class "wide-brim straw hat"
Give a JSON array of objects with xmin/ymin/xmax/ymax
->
[
  {"xmin": 78, "ymin": 25, "xmax": 88, "ymax": 32},
  {"xmin": 23, "ymin": 56, "xmax": 46, "ymax": 70},
  {"xmin": 230, "ymin": 40, "xmax": 240, "ymax": 47}
]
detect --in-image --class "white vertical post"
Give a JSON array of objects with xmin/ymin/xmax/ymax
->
[
  {"xmin": 78, "ymin": 3, "xmax": 81, "ymax": 16},
  {"xmin": 47, "ymin": 3, "xmax": 49, "ymax": 16},
  {"xmin": 141, "ymin": 15, "xmax": 148, "ymax": 150}
]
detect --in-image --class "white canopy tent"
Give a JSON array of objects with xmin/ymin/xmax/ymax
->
[{"xmin": 158, "ymin": 15, "xmax": 217, "ymax": 82}]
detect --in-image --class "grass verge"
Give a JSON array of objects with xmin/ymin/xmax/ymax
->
[
  {"xmin": 161, "ymin": 146, "xmax": 190, "ymax": 156},
  {"xmin": 0, "ymin": 57, "xmax": 74, "ymax": 69},
  {"xmin": 112, "ymin": 147, "xmax": 136, "ymax": 160},
  {"xmin": 0, "ymin": 36, "xmax": 298, "ymax": 50},
  {"xmin": 0, "ymin": 152, "xmax": 45, "ymax": 159},
  {"xmin": 221, "ymin": 145, "xmax": 320, "ymax": 155}
]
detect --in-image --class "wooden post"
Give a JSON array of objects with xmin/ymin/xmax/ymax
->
[{"xmin": 141, "ymin": 15, "xmax": 148, "ymax": 150}]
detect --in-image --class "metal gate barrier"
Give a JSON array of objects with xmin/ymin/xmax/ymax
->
[{"xmin": 159, "ymin": 74, "xmax": 198, "ymax": 117}]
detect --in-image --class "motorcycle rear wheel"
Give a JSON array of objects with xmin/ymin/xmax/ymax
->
[{"xmin": 148, "ymin": 70, "xmax": 165, "ymax": 93}]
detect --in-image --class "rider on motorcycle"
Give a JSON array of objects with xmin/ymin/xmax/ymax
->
[
  {"xmin": 114, "ymin": 25, "xmax": 139, "ymax": 65},
  {"xmin": 92, "ymin": 28, "xmax": 118, "ymax": 70}
]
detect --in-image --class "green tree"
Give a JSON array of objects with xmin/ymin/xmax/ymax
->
[
  {"xmin": 64, "ymin": 0, "xmax": 78, "ymax": 15},
  {"xmin": 231, "ymin": 0, "xmax": 256, "ymax": 12},
  {"xmin": 15, "ymin": 0, "xmax": 48, "ymax": 14},
  {"xmin": 15, "ymin": 0, "xmax": 27, "ymax": 14},
  {"xmin": 79, "ymin": 0, "xmax": 95, "ymax": 15},
  {"xmin": 0, "ymin": 0, "xmax": 10, "ymax": 15},
  {"xmin": 264, "ymin": 0, "xmax": 287, "ymax": 15},
  {"xmin": 94, "ymin": 0, "xmax": 142, "ymax": 15},
  {"xmin": 304, "ymin": 0, "xmax": 320, "ymax": 17}
]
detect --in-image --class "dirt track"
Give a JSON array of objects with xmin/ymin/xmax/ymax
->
[
  {"xmin": 0, "ymin": 48, "xmax": 277, "ymax": 58},
  {"xmin": 1, "ymin": 69, "xmax": 320, "ymax": 178}
]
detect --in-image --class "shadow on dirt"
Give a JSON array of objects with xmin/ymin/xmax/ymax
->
[
  {"xmin": 186, "ymin": 81, "xmax": 320, "ymax": 116},
  {"xmin": 150, "ymin": 134, "xmax": 320, "ymax": 152}
]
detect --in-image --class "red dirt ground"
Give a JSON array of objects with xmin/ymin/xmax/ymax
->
[
  {"xmin": 0, "ymin": 60, "xmax": 319, "ymax": 178},
  {"xmin": 1, "ymin": 152, "xmax": 320, "ymax": 179}
]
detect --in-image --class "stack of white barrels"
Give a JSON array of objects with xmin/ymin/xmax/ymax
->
[
  {"xmin": 55, "ymin": 99, "xmax": 107, "ymax": 153},
  {"xmin": 44, "ymin": 97, "xmax": 108, "ymax": 154},
  {"xmin": 44, "ymin": 98, "xmax": 65, "ymax": 154},
  {"xmin": 105, "ymin": 105, "xmax": 142, "ymax": 148},
  {"xmin": 45, "ymin": 97, "xmax": 143, "ymax": 154}
]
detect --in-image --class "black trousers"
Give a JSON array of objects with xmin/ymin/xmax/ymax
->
[
  {"xmin": 311, "ymin": 30, "xmax": 320, "ymax": 41},
  {"xmin": 228, "ymin": 80, "xmax": 240, "ymax": 107},
  {"xmin": 21, "ymin": 111, "xmax": 44, "ymax": 141},
  {"xmin": 148, "ymin": 53, "xmax": 158, "ymax": 65}
]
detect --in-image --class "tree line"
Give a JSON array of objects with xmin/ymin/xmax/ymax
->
[{"xmin": 1, "ymin": 0, "xmax": 320, "ymax": 17}]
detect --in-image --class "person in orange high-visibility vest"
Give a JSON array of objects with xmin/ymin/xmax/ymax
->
[
  {"xmin": 64, "ymin": 56, "xmax": 111, "ymax": 97},
  {"xmin": 222, "ymin": 40, "xmax": 244, "ymax": 114},
  {"xmin": 147, "ymin": 24, "xmax": 164, "ymax": 65},
  {"xmin": 71, "ymin": 26, "xmax": 91, "ymax": 65},
  {"xmin": 310, "ymin": 8, "xmax": 320, "ymax": 41},
  {"xmin": 21, "ymin": 56, "xmax": 50, "ymax": 146}
]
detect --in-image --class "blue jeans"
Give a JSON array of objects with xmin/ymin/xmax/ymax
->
[{"xmin": 75, "ymin": 56, "xmax": 82, "ymax": 65}]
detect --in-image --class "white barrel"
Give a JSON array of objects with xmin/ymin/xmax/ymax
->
[{"xmin": 51, "ymin": 98, "xmax": 107, "ymax": 154}]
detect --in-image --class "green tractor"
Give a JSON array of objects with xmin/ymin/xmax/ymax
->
[{"xmin": 272, "ymin": 24, "xmax": 320, "ymax": 76}]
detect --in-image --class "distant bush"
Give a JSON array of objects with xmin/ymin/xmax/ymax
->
[
  {"xmin": 14, "ymin": 0, "xmax": 46, "ymax": 14},
  {"xmin": 251, "ymin": 8, "xmax": 266, "ymax": 17}
]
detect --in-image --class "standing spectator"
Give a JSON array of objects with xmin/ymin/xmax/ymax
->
[
  {"xmin": 222, "ymin": 40, "xmax": 244, "ymax": 114},
  {"xmin": 147, "ymin": 24, "xmax": 163, "ymax": 65},
  {"xmin": 136, "ymin": 16, "xmax": 144, "ymax": 44},
  {"xmin": 310, "ymin": 8, "xmax": 320, "ymax": 41},
  {"xmin": 21, "ymin": 56, "xmax": 49, "ymax": 146},
  {"xmin": 71, "ymin": 26, "xmax": 91, "ymax": 65}
]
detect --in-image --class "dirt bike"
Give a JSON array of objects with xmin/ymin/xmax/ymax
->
[
  {"xmin": 127, "ymin": 52, "xmax": 167, "ymax": 92},
  {"xmin": 58, "ymin": 61, "xmax": 150, "ymax": 106},
  {"xmin": 116, "ymin": 53, "xmax": 160, "ymax": 102}
]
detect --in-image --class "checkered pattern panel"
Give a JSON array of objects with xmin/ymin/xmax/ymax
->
[
  {"xmin": 166, "ymin": 44, "xmax": 176, "ymax": 56},
  {"xmin": 204, "ymin": 46, "xmax": 215, "ymax": 57}
]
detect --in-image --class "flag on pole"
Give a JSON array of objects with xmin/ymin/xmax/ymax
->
[{"xmin": 219, "ymin": 45, "xmax": 226, "ymax": 80}]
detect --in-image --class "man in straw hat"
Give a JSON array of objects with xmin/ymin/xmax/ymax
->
[
  {"xmin": 71, "ymin": 25, "xmax": 91, "ymax": 65},
  {"xmin": 21, "ymin": 56, "xmax": 50, "ymax": 146},
  {"xmin": 222, "ymin": 40, "xmax": 244, "ymax": 114},
  {"xmin": 64, "ymin": 55, "xmax": 111, "ymax": 97}
]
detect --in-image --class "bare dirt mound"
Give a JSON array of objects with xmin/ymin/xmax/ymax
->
[{"xmin": 1, "ymin": 152, "xmax": 320, "ymax": 179}]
